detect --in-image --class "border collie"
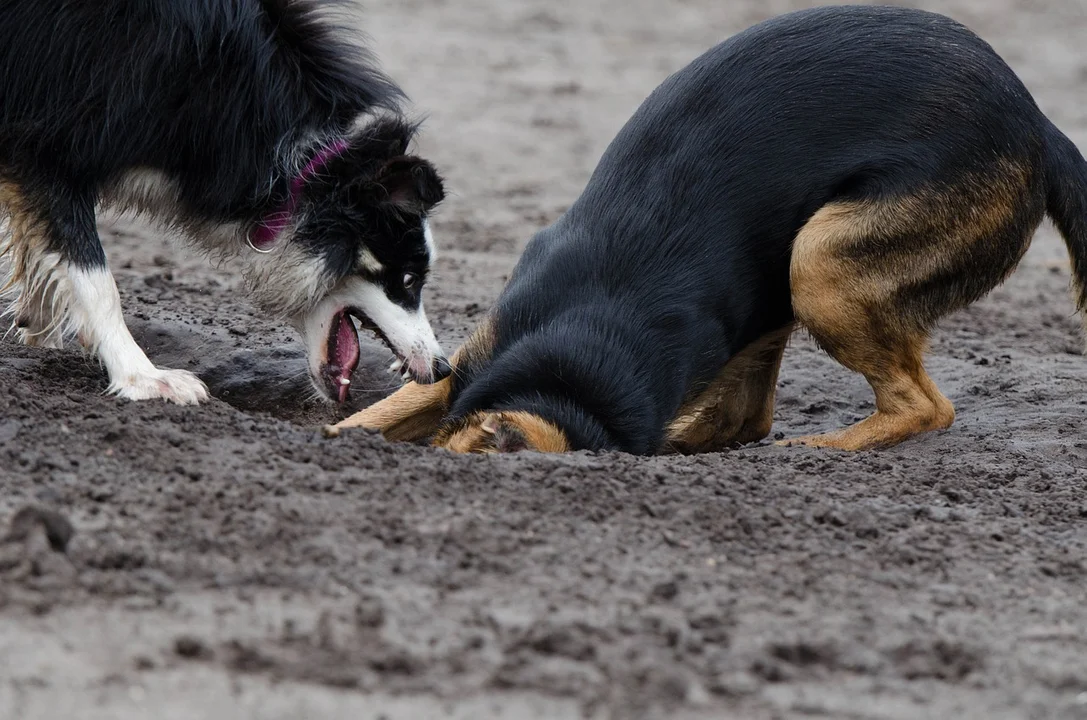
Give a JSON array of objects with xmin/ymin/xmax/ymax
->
[
  {"xmin": 0, "ymin": 0, "xmax": 451, "ymax": 405},
  {"xmin": 325, "ymin": 5, "xmax": 1087, "ymax": 454}
]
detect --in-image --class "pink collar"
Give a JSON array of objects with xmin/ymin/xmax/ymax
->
[{"xmin": 247, "ymin": 138, "xmax": 351, "ymax": 252}]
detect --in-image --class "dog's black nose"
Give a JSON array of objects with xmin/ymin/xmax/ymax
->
[{"xmin": 432, "ymin": 356, "xmax": 453, "ymax": 381}]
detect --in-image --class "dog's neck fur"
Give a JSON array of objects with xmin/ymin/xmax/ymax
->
[{"xmin": 247, "ymin": 137, "xmax": 351, "ymax": 251}]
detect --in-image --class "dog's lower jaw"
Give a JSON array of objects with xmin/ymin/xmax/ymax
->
[
  {"xmin": 67, "ymin": 265, "xmax": 209, "ymax": 405},
  {"xmin": 293, "ymin": 282, "xmax": 448, "ymax": 402}
]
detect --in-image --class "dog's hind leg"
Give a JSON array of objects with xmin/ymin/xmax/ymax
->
[
  {"xmin": 779, "ymin": 161, "xmax": 1045, "ymax": 450},
  {"xmin": 2, "ymin": 181, "xmax": 207, "ymax": 404},
  {"xmin": 664, "ymin": 325, "xmax": 792, "ymax": 454}
]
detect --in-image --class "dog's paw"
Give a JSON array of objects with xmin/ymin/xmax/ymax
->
[{"xmin": 109, "ymin": 368, "xmax": 209, "ymax": 406}]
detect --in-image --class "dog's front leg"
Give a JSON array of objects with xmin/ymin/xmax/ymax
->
[
  {"xmin": 69, "ymin": 265, "xmax": 209, "ymax": 405},
  {"xmin": 323, "ymin": 377, "xmax": 452, "ymax": 441},
  {"xmin": 3, "ymin": 182, "xmax": 208, "ymax": 405}
]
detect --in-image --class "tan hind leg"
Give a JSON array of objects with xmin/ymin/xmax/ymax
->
[
  {"xmin": 779, "ymin": 332, "xmax": 956, "ymax": 451},
  {"xmin": 778, "ymin": 160, "xmax": 1044, "ymax": 450},
  {"xmin": 664, "ymin": 325, "xmax": 792, "ymax": 454},
  {"xmin": 324, "ymin": 315, "xmax": 496, "ymax": 442}
]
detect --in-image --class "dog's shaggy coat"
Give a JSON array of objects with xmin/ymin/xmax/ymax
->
[{"xmin": 1, "ymin": 0, "xmax": 450, "ymax": 404}]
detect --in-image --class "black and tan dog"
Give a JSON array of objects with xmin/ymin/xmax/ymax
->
[{"xmin": 325, "ymin": 5, "xmax": 1087, "ymax": 454}]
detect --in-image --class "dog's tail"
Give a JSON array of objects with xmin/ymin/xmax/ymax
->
[{"xmin": 1044, "ymin": 122, "xmax": 1087, "ymax": 332}]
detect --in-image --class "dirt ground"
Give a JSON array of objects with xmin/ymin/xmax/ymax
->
[{"xmin": 3, "ymin": 0, "xmax": 1087, "ymax": 718}]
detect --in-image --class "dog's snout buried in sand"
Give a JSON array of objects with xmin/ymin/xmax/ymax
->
[{"xmin": 326, "ymin": 6, "xmax": 1087, "ymax": 456}]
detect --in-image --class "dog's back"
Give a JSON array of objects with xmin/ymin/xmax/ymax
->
[
  {"xmin": 512, "ymin": 5, "xmax": 1046, "ymax": 341},
  {"xmin": 0, "ymin": 0, "xmax": 401, "ymax": 214}
]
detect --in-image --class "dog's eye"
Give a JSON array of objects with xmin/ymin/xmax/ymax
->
[{"xmin": 402, "ymin": 272, "xmax": 418, "ymax": 289}]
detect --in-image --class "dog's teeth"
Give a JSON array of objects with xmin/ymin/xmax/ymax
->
[
  {"xmin": 339, "ymin": 378, "xmax": 351, "ymax": 386},
  {"xmin": 390, "ymin": 359, "xmax": 403, "ymax": 372}
]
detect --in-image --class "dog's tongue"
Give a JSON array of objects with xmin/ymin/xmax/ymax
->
[{"xmin": 330, "ymin": 310, "xmax": 360, "ymax": 402}]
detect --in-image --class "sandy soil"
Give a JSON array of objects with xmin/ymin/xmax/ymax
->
[{"xmin": 3, "ymin": 1, "xmax": 1087, "ymax": 718}]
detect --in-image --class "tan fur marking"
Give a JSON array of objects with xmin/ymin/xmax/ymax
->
[
  {"xmin": 778, "ymin": 162, "xmax": 1038, "ymax": 450},
  {"xmin": 664, "ymin": 324, "xmax": 793, "ymax": 453},
  {"xmin": 324, "ymin": 315, "xmax": 497, "ymax": 441},
  {"xmin": 436, "ymin": 410, "xmax": 570, "ymax": 454},
  {"xmin": 359, "ymin": 248, "xmax": 384, "ymax": 274},
  {"xmin": 789, "ymin": 164, "xmax": 1028, "ymax": 338},
  {"xmin": 449, "ymin": 313, "xmax": 497, "ymax": 371},
  {"xmin": 777, "ymin": 339, "xmax": 956, "ymax": 451}
]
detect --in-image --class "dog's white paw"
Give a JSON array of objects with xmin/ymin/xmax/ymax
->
[{"xmin": 109, "ymin": 368, "xmax": 209, "ymax": 405}]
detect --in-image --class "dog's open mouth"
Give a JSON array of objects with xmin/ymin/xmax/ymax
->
[
  {"xmin": 322, "ymin": 308, "xmax": 407, "ymax": 402},
  {"xmin": 323, "ymin": 309, "xmax": 361, "ymax": 403}
]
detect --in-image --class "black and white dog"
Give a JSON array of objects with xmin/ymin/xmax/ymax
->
[{"xmin": 0, "ymin": 0, "xmax": 450, "ymax": 405}]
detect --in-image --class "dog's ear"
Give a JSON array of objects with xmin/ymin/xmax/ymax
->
[
  {"xmin": 374, "ymin": 119, "xmax": 415, "ymax": 159},
  {"xmin": 480, "ymin": 413, "xmax": 530, "ymax": 453},
  {"xmin": 480, "ymin": 412, "xmax": 570, "ymax": 453},
  {"xmin": 369, "ymin": 156, "xmax": 445, "ymax": 214},
  {"xmin": 438, "ymin": 411, "xmax": 569, "ymax": 454}
]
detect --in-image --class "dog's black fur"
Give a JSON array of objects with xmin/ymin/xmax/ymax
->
[
  {"xmin": 1, "ymin": 0, "xmax": 449, "ymax": 404},
  {"xmin": 419, "ymin": 4, "xmax": 1087, "ymax": 454}
]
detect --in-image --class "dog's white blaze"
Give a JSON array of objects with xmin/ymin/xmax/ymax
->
[
  {"xmin": 68, "ymin": 266, "xmax": 208, "ymax": 404},
  {"xmin": 422, "ymin": 217, "xmax": 437, "ymax": 261}
]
